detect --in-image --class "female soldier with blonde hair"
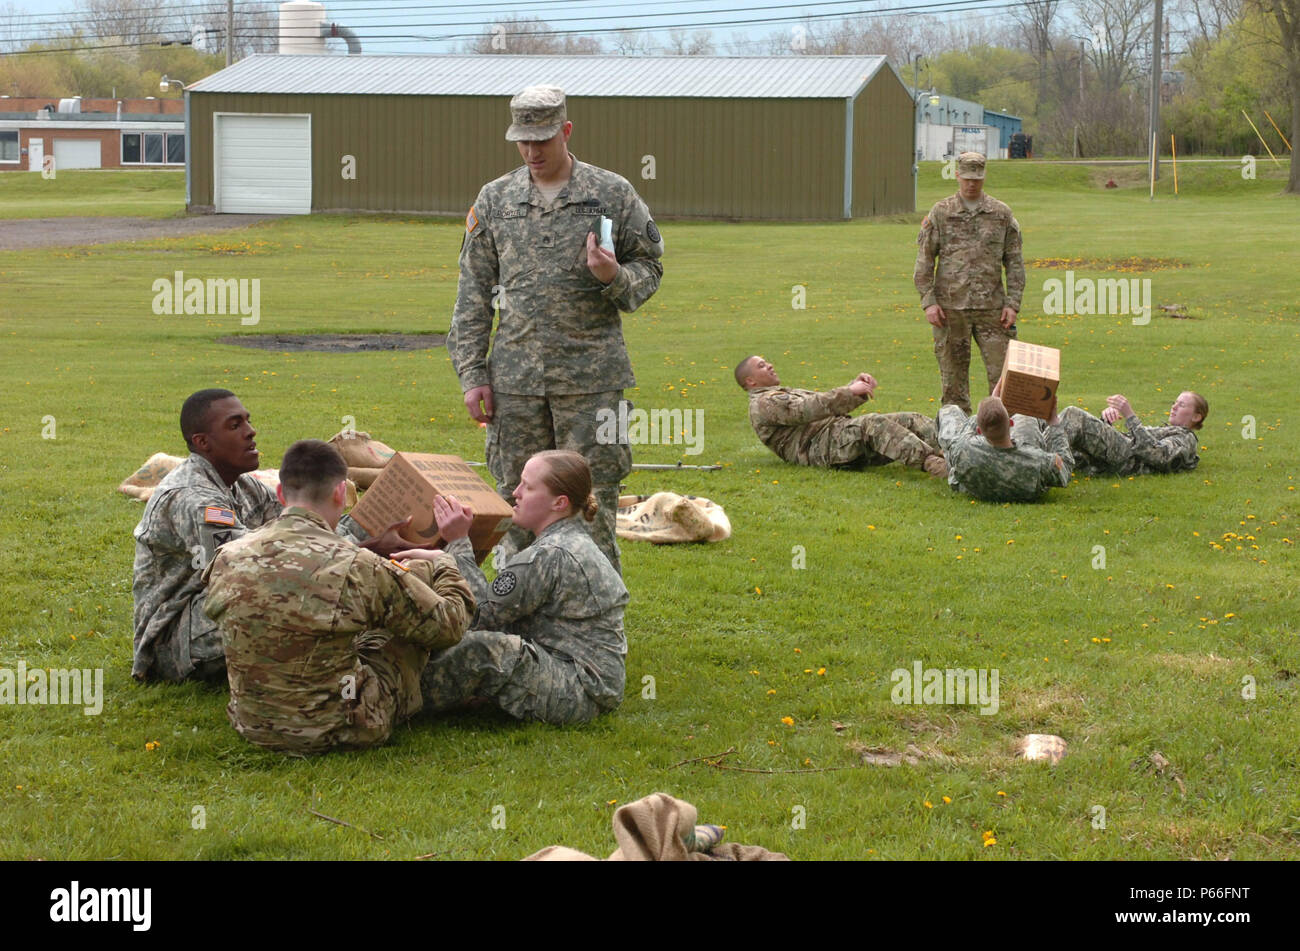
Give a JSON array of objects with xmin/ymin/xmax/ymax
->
[{"xmin": 396, "ymin": 450, "xmax": 629, "ymax": 724}]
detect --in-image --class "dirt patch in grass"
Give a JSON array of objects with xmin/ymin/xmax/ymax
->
[
  {"xmin": 218, "ymin": 333, "xmax": 446, "ymax": 352},
  {"xmin": 1028, "ymin": 256, "xmax": 1187, "ymax": 271},
  {"xmin": 1150, "ymin": 652, "xmax": 1233, "ymax": 676}
]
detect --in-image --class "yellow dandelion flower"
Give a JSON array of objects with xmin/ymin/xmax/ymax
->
[
  {"xmin": 996, "ymin": 791, "xmax": 1007, "ymax": 797},
  {"xmin": 941, "ymin": 796, "xmax": 952, "ymax": 804},
  {"xmin": 924, "ymin": 800, "xmax": 933, "ymax": 809},
  {"xmin": 982, "ymin": 837, "xmax": 997, "ymax": 847},
  {"xmin": 781, "ymin": 716, "xmax": 794, "ymax": 726},
  {"xmin": 767, "ymin": 689, "xmax": 776, "ymax": 695},
  {"xmin": 817, "ymin": 667, "xmax": 826, "ymax": 676}
]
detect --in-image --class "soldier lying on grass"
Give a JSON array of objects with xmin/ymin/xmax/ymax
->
[
  {"xmin": 938, "ymin": 381, "xmax": 1072, "ymax": 503},
  {"xmin": 737, "ymin": 355, "xmax": 948, "ymax": 477},
  {"xmin": 1059, "ymin": 391, "xmax": 1207, "ymax": 476}
]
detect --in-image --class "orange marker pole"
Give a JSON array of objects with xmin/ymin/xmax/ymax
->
[
  {"xmin": 1242, "ymin": 110, "xmax": 1280, "ymax": 165},
  {"xmin": 1263, "ymin": 110, "xmax": 1292, "ymax": 151},
  {"xmin": 1171, "ymin": 135, "xmax": 1178, "ymax": 196}
]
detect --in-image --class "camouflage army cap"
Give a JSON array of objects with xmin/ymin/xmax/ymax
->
[
  {"xmin": 506, "ymin": 85, "xmax": 567, "ymax": 142},
  {"xmin": 957, "ymin": 151, "xmax": 986, "ymax": 180}
]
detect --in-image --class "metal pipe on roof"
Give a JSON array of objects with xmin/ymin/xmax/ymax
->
[{"xmin": 322, "ymin": 23, "xmax": 361, "ymax": 55}]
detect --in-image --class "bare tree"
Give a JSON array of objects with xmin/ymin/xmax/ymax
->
[
  {"xmin": 82, "ymin": 0, "xmax": 171, "ymax": 43},
  {"xmin": 1076, "ymin": 0, "xmax": 1154, "ymax": 91},
  {"xmin": 665, "ymin": 28, "xmax": 714, "ymax": 55},
  {"xmin": 463, "ymin": 16, "xmax": 601, "ymax": 54},
  {"xmin": 612, "ymin": 29, "xmax": 650, "ymax": 55}
]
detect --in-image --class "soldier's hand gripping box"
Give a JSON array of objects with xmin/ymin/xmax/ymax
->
[
  {"xmin": 346, "ymin": 452, "xmax": 514, "ymax": 564},
  {"xmin": 997, "ymin": 340, "xmax": 1060, "ymax": 420}
]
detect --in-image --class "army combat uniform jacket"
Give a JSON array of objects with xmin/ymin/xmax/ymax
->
[
  {"xmin": 748, "ymin": 385, "xmax": 869, "ymax": 466},
  {"xmin": 939, "ymin": 406, "xmax": 1072, "ymax": 502},
  {"xmin": 204, "ymin": 507, "xmax": 474, "ymax": 754},
  {"xmin": 131, "ymin": 453, "xmax": 281, "ymax": 682},
  {"xmin": 1062, "ymin": 408, "xmax": 1200, "ymax": 476},
  {"xmin": 440, "ymin": 517, "xmax": 629, "ymax": 713},
  {"xmin": 914, "ymin": 193, "xmax": 1025, "ymax": 312},
  {"xmin": 447, "ymin": 156, "xmax": 664, "ymax": 397}
]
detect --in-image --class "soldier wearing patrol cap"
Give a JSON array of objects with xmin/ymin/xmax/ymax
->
[
  {"xmin": 914, "ymin": 151, "xmax": 1025, "ymax": 414},
  {"xmin": 447, "ymin": 85, "xmax": 665, "ymax": 577}
]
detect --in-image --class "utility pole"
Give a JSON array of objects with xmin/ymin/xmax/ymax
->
[
  {"xmin": 226, "ymin": 0, "xmax": 234, "ymax": 67},
  {"xmin": 1148, "ymin": 0, "xmax": 1163, "ymax": 183}
]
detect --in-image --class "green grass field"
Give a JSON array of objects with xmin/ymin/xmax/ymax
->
[{"xmin": 0, "ymin": 161, "xmax": 1296, "ymax": 860}]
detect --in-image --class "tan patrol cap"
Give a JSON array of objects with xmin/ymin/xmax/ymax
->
[
  {"xmin": 506, "ymin": 85, "xmax": 567, "ymax": 142},
  {"xmin": 957, "ymin": 151, "xmax": 986, "ymax": 180}
]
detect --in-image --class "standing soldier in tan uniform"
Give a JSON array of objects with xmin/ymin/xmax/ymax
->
[
  {"xmin": 736, "ymin": 355, "xmax": 948, "ymax": 476},
  {"xmin": 203, "ymin": 440, "xmax": 475, "ymax": 755},
  {"xmin": 914, "ymin": 151, "xmax": 1025, "ymax": 414},
  {"xmin": 447, "ymin": 85, "xmax": 664, "ymax": 576}
]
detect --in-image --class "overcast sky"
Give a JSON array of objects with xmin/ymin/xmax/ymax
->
[{"xmin": 0, "ymin": 0, "xmax": 1005, "ymax": 56}]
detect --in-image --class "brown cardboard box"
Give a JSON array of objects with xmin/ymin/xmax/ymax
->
[
  {"xmin": 347, "ymin": 453, "xmax": 514, "ymax": 564},
  {"xmin": 997, "ymin": 340, "xmax": 1060, "ymax": 420}
]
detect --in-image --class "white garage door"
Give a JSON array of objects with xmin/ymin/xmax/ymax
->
[
  {"xmin": 215, "ymin": 113, "xmax": 311, "ymax": 214},
  {"xmin": 53, "ymin": 139, "xmax": 101, "ymax": 170}
]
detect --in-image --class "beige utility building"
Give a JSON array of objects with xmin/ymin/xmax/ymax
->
[{"xmin": 185, "ymin": 54, "xmax": 913, "ymax": 219}]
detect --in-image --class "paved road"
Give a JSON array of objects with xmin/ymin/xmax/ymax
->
[{"xmin": 0, "ymin": 214, "xmax": 278, "ymax": 250}]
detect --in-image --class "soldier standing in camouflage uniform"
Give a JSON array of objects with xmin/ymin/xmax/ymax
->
[
  {"xmin": 132, "ymin": 390, "xmax": 419, "ymax": 684},
  {"xmin": 399, "ymin": 451, "xmax": 629, "ymax": 726},
  {"xmin": 937, "ymin": 383, "xmax": 1072, "ymax": 502},
  {"xmin": 914, "ymin": 151, "xmax": 1025, "ymax": 414},
  {"xmin": 132, "ymin": 389, "xmax": 281, "ymax": 683},
  {"xmin": 1060, "ymin": 391, "xmax": 1207, "ymax": 475},
  {"xmin": 447, "ymin": 85, "xmax": 664, "ymax": 576},
  {"xmin": 736, "ymin": 355, "xmax": 948, "ymax": 476},
  {"xmin": 203, "ymin": 440, "xmax": 474, "ymax": 754}
]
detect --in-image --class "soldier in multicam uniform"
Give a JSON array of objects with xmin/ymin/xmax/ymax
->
[
  {"xmin": 736, "ymin": 355, "xmax": 948, "ymax": 476},
  {"xmin": 203, "ymin": 440, "xmax": 475, "ymax": 754},
  {"xmin": 132, "ymin": 389, "xmax": 415, "ymax": 684},
  {"xmin": 1059, "ymin": 391, "xmax": 1207, "ymax": 475},
  {"xmin": 132, "ymin": 389, "xmax": 281, "ymax": 683},
  {"xmin": 398, "ymin": 451, "xmax": 629, "ymax": 726},
  {"xmin": 914, "ymin": 151, "xmax": 1025, "ymax": 414},
  {"xmin": 447, "ymin": 85, "xmax": 664, "ymax": 576},
  {"xmin": 937, "ymin": 383, "xmax": 1072, "ymax": 502}
]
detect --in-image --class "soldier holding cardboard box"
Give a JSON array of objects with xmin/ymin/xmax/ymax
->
[
  {"xmin": 914, "ymin": 151, "xmax": 1025, "ymax": 414},
  {"xmin": 937, "ymin": 381, "xmax": 1073, "ymax": 503}
]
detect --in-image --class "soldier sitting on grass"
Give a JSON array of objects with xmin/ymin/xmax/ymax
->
[
  {"xmin": 397, "ymin": 450, "xmax": 629, "ymax": 726},
  {"xmin": 938, "ymin": 381, "xmax": 1072, "ymax": 502},
  {"xmin": 1059, "ymin": 391, "xmax": 1207, "ymax": 476},
  {"xmin": 736, "ymin": 355, "xmax": 949, "ymax": 477},
  {"xmin": 204, "ymin": 440, "xmax": 475, "ymax": 755}
]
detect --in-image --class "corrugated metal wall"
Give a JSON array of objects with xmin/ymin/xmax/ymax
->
[
  {"xmin": 190, "ymin": 89, "xmax": 902, "ymax": 219},
  {"xmin": 852, "ymin": 68, "xmax": 913, "ymax": 217}
]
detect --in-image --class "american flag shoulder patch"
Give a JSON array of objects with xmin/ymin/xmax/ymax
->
[{"xmin": 204, "ymin": 506, "xmax": 236, "ymax": 527}]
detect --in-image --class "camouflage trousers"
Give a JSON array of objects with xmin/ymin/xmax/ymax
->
[
  {"xmin": 152, "ymin": 596, "xmax": 227, "ymax": 684},
  {"xmin": 824, "ymin": 412, "xmax": 939, "ymax": 468},
  {"xmin": 330, "ymin": 633, "xmax": 430, "ymax": 750},
  {"xmin": 933, "ymin": 308, "xmax": 1016, "ymax": 414},
  {"xmin": 1059, "ymin": 407, "xmax": 1130, "ymax": 474},
  {"xmin": 421, "ymin": 630, "xmax": 602, "ymax": 725},
  {"xmin": 487, "ymin": 390, "xmax": 630, "ymax": 576}
]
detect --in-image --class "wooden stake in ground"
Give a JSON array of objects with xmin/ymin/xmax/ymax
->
[
  {"xmin": 1263, "ymin": 110, "xmax": 1292, "ymax": 152},
  {"xmin": 1242, "ymin": 110, "xmax": 1281, "ymax": 165},
  {"xmin": 1171, "ymin": 135, "xmax": 1179, "ymax": 197}
]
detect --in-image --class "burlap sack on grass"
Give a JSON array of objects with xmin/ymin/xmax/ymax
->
[
  {"xmin": 524, "ymin": 792, "xmax": 788, "ymax": 862},
  {"xmin": 118, "ymin": 453, "xmax": 356, "ymax": 507},
  {"xmin": 615, "ymin": 493, "xmax": 731, "ymax": 544}
]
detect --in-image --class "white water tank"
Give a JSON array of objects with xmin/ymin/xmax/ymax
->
[
  {"xmin": 280, "ymin": 1, "xmax": 327, "ymax": 54},
  {"xmin": 57, "ymin": 97, "xmax": 82, "ymax": 113}
]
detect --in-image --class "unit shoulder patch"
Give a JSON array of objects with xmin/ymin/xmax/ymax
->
[
  {"xmin": 491, "ymin": 571, "xmax": 517, "ymax": 596},
  {"xmin": 466, "ymin": 206, "xmax": 479, "ymax": 234}
]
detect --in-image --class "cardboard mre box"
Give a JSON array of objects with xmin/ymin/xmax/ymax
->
[
  {"xmin": 997, "ymin": 340, "xmax": 1061, "ymax": 420},
  {"xmin": 347, "ymin": 453, "xmax": 514, "ymax": 564}
]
